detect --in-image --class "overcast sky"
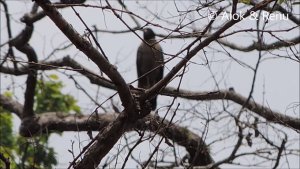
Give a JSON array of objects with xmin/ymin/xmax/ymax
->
[{"xmin": 1, "ymin": 1, "xmax": 299, "ymax": 168}]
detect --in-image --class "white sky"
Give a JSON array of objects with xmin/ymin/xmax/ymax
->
[{"xmin": 1, "ymin": 1, "xmax": 299, "ymax": 168}]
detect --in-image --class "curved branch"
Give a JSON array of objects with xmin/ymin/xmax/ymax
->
[
  {"xmin": 5, "ymin": 6, "xmax": 46, "ymax": 137},
  {"xmin": 116, "ymin": 0, "xmax": 140, "ymax": 28},
  {"xmin": 136, "ymin": 116, "xmax": 216, "ymax": 167},
  {"xmin": 162, "ymin": 88, "xmax": 300, "ymax": 131},
  {"xmin": 0, "ymin": 56, "xmax": 116, "ymax": 90},
  {"xmin": 145, "ymin": 0, "xmax": 275, "ymax": 108},
  {"xmin": 0, "ymin": 94, "xmax": 23, "ymax": 117},
  {"xmin": 251, "ymin": 1, "xmax": 300, "ymax": 25},
  {"xmin": 73, "ymin": 112, "xmax": 128, "ymax": 169},
  {"xmin": 9, "ymin": 14, "xmax": 37, "ymax": 119},
  {"xmin": 1, "ymin": 57, "xmax": 299, "ymax": 131},
  {"xmin": 34, "ymin": 0, "xmax": 134, "ymax": 113},
  {"xmin": 18, "ymin": 43, "xmax": 37, "ymax": 119},
  {"xmin": 217, "ymin": 35, "xmax": 300, "ymax": 52},
  {"xmin": 0, "ymin": 0, "xmax": 16, "ymax": 68},
  {"xmin": 0, "ymin": 94, "xmax": 216, "ymax": 167},
  {"xmin": 35, "ymin": 112, "xmax": 218, "ymax": 167},
  {"xmin": 94, "ymin": 28, "xmax": 208, "ymax": 39},
  {"xmin": 49, "ymin": 113, "xmax": 215, "ymax": 167}
]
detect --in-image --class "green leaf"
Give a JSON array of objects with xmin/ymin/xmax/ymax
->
[
  {"xmin": 279, "ymin": 0, "xmax": 285, "ymax": 4},
  {"xmin": 239, "ymin": 0, "xmax": 251, "ymax": 4},
  {"xmin": 1, "ymin": 75, "xmax": 80, "ymax": 168},
  {"xmin": 49, "ymin": 74, "xmax": 59, "ymax": 80},
  {"xmin": 35, "ymin": 74, "xmax": 81, "ymax": 114},
  {"xmin": 3, "ymin": 91, "xmax": 12, "ymax": 98},
  {"xmin": 0, "ymin": 112, "xmax": 15, "ymax": 147}
]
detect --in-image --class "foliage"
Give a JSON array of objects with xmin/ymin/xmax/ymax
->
[
  {"xmin": 239, "ymin": 0, "xmax": 251, "ymax": 4},
  {"xmin": 0, "ymin": 109, "xmax": 16, "ymax": 168},
  {"xmin": 15, "ymin": 136, "xmax": 57, "ymax": 169},
  {"xmin": 0, "ymin": 75, "xmax": 80, "ymax": 169},
  {"xmin": 0, "ymin": 109, "xmax": 14, "ymax": 148},
  {"xmin": 0, "ymin": 0, "xmax": 298, "ymax": 168},
  {"xmin": 35, "ymin": 74, "xmax": 81, "ymax": 115}
]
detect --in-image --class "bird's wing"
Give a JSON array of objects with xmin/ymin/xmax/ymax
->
[
  {"xmin": 136, "ymin": 44, "xmax": 146, "ymax": 78},
  {"xmin": 156, "ymin": 45, "xmax": 164, "ymax": 82},
  {"xmin": 136, "ymin": 45, "xmax": 144, "ymax": 79}
]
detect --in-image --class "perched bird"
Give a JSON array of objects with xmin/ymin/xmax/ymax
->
[{"xmin": 136, "ymin": 28, "xmax": 164, "ymax": 110}]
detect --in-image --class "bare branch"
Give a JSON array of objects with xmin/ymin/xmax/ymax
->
[
  {"xmin": 250, "ymin": 1, "xmax": 300, "ymax": 25},
  {"xmin": 1, "ymin": 57, "xmax": 298, "ymax": 131},
  {"xmin": 162, "ymin": 88, "xmax": 300, "ymax": 131},
  {"xmin": 0, "ymin": 94, "xmax": 23, "ymax": 117},
  {"xmin": 0, "ymin": 56, "xmax": 116, "ymax": 90},
  {"xmin": 272, "ymin": 136, "xmax": 287, "ymax": 169},
  {"xmin": 1, "ymin": 0, "xmax": 298, "ymax": 168},
  {"xmin": 9, "ymin": 11, "xmax": 38, "ymax": 120},
  {"xmin": 0, "ymin": 93, "xmax": 216, "ymax": 167},
  {"xmin": 145, "ymin": 0, "xmax": 276, "ymax": 105},
  {"xmin": 34, "ymin": 0, "xmax": 134, "ymax": 112},
  {"xmin": 217, "ymin": 35, "xmax": 300, "ymax": 52}
]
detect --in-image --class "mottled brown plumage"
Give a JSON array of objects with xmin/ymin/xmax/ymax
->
[{"xmin": 137, "ymin": 28, "xmax": 164, "ymax": 110}]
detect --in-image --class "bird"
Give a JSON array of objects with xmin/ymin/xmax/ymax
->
[{"xmin": 136, "ymin": 28, "xmax": 164, "ymax": 110}]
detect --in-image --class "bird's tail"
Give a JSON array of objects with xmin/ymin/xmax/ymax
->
[{"xmin": 150, "ymin": 96, "xmax": 157, "ymax": 110}]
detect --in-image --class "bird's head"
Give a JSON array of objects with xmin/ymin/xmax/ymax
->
[{"xmin": 143, "ymin": 28, "xmax": 156, "ymax": 40}]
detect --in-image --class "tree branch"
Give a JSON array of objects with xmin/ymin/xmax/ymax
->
[
  {"xmin": 0, "ymin": 56, "xmax": 117, "ymax": 90},
  {"xmin": 162, "ymin": 88, "xmax": 300, "ymax": 131},
  {"xmin": 0, "ymin": 94, "xmax": 216, "ymax": 167},
  {"xmin": 9, "ymin": 13, "xmax": 37, "ymax": 120},
  {"xmin": 34, "ymin": 0, "xmax": 134, "ymax": 113},
  {"xmin": 217, "ymin": 35, "xmax": 300, "ymax": 52},
  {"xmin": 41, "ymin": 113, "xmax": 217, "ymax": 167},
  {"xmin": 251, "ymin": 1, "xmax": 300, "ymax": 25},
  {"xmin": 0, "ymin": 94, "xmax": 23, "ymax": 117},
  {"xmin": 144, "ymin": 0, "xmax": 276, "ymax": 106},
  {"xmin": 1, "ymin": 57, "xmax": 299, "ymax": 131}
]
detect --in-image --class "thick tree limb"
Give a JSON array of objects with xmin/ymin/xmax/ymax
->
[
  {"xmin": 144, "ymin": 0, "xmax": 276, "ymax": 107},
  {"xmin": 33, "ymin": 1, "xmax": 140, "ymax": 166},
  {"xmin": 18, "ymin": 43, "xmax": 37, "ymax": 119},
  {"xmin": 41, "ymin": 112, "xmax": 215, "ymax": 168},
  {"xmin": 34, "ymin": 0, "xmax": 134, "ymax": 113},
  {"xmin": 136, "ymin": 115, "xmax": 215, "ymax": 167},
  {"xmin": 40, "ymin": 112, "xmax": 218, "ymax": 167},
  {"xmin": 0, "ymin": 56, "xmax": 116, "ymax": 90},
  {"xmin": 6, "ymin": 12, "xmax": 41, "ymax": 137},
  {"xmin": 1, "ymin": 91, "xmax": 297, "ymax": 166},
  {"xmin": 0, "ymin": 0, "xmax": 297, "ymax": 168},
  {"xmin": 1, "ymin": 58, "xmax": 299, "ymax": 131},
  {"xmin": 0, "ymin": 95, "xmax": 216, "ymax": 167},
  {"xmin": 8, "ymin": 13, "xmax": 37, "ymax": 121},
  {"xmin": 0, "ymin": 94, "xmax": 23, "ymax": 117},
  {"xmin": 73, "ymin": 112, "xmax": 128, "ymax": 169},
  {"xmin": 162, "ymin": 88, "xmax": 300, "ymax": 131}
]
